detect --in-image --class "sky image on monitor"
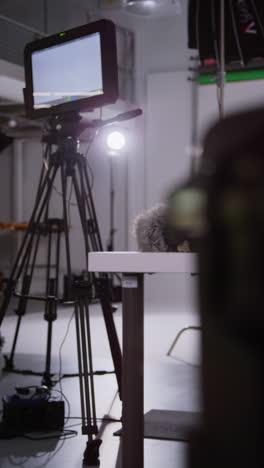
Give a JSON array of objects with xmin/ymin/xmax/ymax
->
[{"xmin": 32, "ymin": 32, "xmax": 103, "ymax": 109}]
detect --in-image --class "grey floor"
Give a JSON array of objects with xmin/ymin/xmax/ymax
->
[{"xmin": 0, "ymin": 298, "xmax": 201, "ymax": 468}]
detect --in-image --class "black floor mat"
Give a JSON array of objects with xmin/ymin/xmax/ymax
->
[{"xmin": 114, "ymin": 409, "xmax": 201, "ymax": 441}]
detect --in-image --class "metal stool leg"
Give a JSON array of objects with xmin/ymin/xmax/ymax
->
[{"xmin": 167, "ymin": 326, "xmax": 202, "ymax": 356}]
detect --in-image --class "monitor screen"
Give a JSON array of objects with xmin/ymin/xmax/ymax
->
[
  {"xmin": 32, "ymin": 33, "xmax": 103, "ymax": 111},
  {"xmin": 24, "ymin": 20, "xmax": 118, "ymax": 118}
]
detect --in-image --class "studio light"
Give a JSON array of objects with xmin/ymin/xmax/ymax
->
[
  {"xmin": 7, "ymin": 119, "xmax": 18, "ymax": 128},
  {"xmin": 125, "ymin": 0, "xmax": 182, "ymax": 16},
  {"xmin": 127, "ymin": 0, "xmax": 156, "ymax": 7},
  {"xmin": 106, "ymin": 130, "xmax": 126, "ymax": 152}
]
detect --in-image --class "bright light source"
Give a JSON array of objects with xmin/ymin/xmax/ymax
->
[
  {"xmin": 8, "ymin": 119, "xmax": 18, "ymax": 128},
  {"xmin": 106, "ymin": 130, "xmax": 126, "ymax": 151},
  {"xmin": 126, "ymin": 0, "xmax": 157, "ymax": 14},
  {"xmin": 125, "ymin": 0, "xmax": 182, "ymax": 16},
  {"xmin": 127, "ymin": 0, "xmax": 156, "ymax": 6}
]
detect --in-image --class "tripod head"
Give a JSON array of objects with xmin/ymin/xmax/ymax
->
[
  {"xmin": 42, "ymin": 112, "xmax": 88, "ymax": 146},
  {"xmin": 43, "ymin": 108, "xmax": 142, "ymax": 142},
  {"xmin": 42, "ymin": 108, "xmax": 143, "ymax": 159}
]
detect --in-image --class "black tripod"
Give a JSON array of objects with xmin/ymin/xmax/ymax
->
[{"xmin": 0, "ymin": 112, "xmax": 122, "ymax": 465}]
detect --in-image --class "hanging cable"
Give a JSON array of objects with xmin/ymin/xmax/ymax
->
[
  {"xmin": 43, "ymin": 0, "xmax": 48, "ymax": 34},
  {"xmin": 219, "ymin": 0, "xmax": 226, "ymax": 119}
]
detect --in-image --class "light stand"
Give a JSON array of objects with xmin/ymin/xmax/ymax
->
[
  {"xmin": 105, "ymin": 130, "xmax": 127, "ymax": 303},
  {"xmin": 218, "ymin": 0, "xmax": 226, "ymax": 119},
  {"xmin": 107, "ymin": 155, "xmax": 116, "ymax": 252},
  {"xmin": 105, "ymin": 128, "xmax": 127, "ymax": 252}
]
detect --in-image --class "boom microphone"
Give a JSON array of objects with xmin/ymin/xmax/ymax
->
[
  {"xmin": 114, "ymin": 109, "xmax": 143, "ymax": 122},
  {"xmin": 92, "ymin": 109, "xmax": 143, "ymax": 128}
]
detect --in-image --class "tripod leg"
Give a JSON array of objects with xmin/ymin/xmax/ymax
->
[
  {"xmin": 60, "ymin": 161, "xmax": 72, "ymax": 275},
  {"xmin": 1, "ymin": 159, "xmax": 58, "ymax": 372},
  {"xmin": 43, "ymin": 222, "xmax": 63, "ymax": 387},
  {"xmin": 43, "ymin": 316, "xmax": 54, "ymax": 387},
  {"xmin": 43, "ymin": 225, "xmax": 54, "ymax": 386},
  {"xmin": 83, "ymin": 297, "xmax": 97, "ymax": 430},
  {"xmin": 75, "ymin": 159, "xmax": 123, "ymax": 397},
  {"xmin": 96, "ymin": 276, "xmax": 122, "ymax": 399},
  {"xmin": 4, "ymin": 227, "xmax": 42, "ymax": 370},
  {"xmin": 75, "ymin": 297, "xmax": 102, "ymax": 466},
  {"xmin": 62, "ymin": 160, "xmax": 103, "ymax": 463},
  {"xmin": 60, "ymin": 162, "xmax": 102, "ymax": 463},
  {"xmin": 78, "ymin": 156, "xmax": 103, "ymax": 251},
  {"xmin": 4, "ymin": 275, "xmax": 31, "ymax": 370},
  {"xmin": 11, "ymin": 162, "xmax": 58, "ymax": 281},
  {"xmin": 60, "ymin": 150, "xmax": 122, "ymax": 463},
  {"xmin": 71, "ymin": 161, "xmax": 90, "ymax": 261},
  {"xmin": 0, "ymin": 162, "xmax": 58, "ymax": 327}
]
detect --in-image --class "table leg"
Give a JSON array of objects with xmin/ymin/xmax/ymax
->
[{"xmin": 122, "ymin": 273, "xmax": 144, "ymax": 468}]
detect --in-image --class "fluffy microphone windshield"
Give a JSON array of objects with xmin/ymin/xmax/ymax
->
[{"xmin": 132, "ymin": 203, "xmax": 191, "ymax": 252}]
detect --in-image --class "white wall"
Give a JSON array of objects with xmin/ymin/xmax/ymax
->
[
  {"xmin": 198, "ymin": 79, "xmax": 264, "ymax": 141},
  {"xmin": 146, "ymin": 71, "xmax": 192, "ymax": 206},
  {"xmin": 144, "ymin": 70, "xmax": 196, "ymax": 308},
  {"xmin": 0, "ymin": 145, "xmax": 13, "ymax": 275}
]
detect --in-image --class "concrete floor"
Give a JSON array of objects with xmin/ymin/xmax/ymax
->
[{"xmin": 0, "ymin": 298, "xmax": 201, "ymax": 467}]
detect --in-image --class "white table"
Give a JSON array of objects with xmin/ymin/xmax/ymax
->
[{"xmin": 88, "ymin": 252, "xmax": 198, "ymax": 468}]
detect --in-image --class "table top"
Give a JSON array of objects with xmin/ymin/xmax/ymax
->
[{"xmin": 88, "ymin": 252, "xmax": 198, "ymax": 274}]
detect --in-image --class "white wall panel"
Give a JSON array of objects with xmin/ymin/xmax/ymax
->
[
  {"xmin": 198, "ymin": 79, "xmax": 264, "ymax": 144},
  {"xmin": 144, "ymin": 70, "xmax": 197, "ymax": 308},
  {"xmin": 0, "ymin": 145, "xmax": 13, "ymax": 276},
  {"xmin": 146, "ymin": 71, "xmax": 192, "ymax": 207}
]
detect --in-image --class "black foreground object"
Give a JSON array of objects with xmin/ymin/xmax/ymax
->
[{"xmin": 165, "ymin": 106, "xmax": 264, "ymax": 467}]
